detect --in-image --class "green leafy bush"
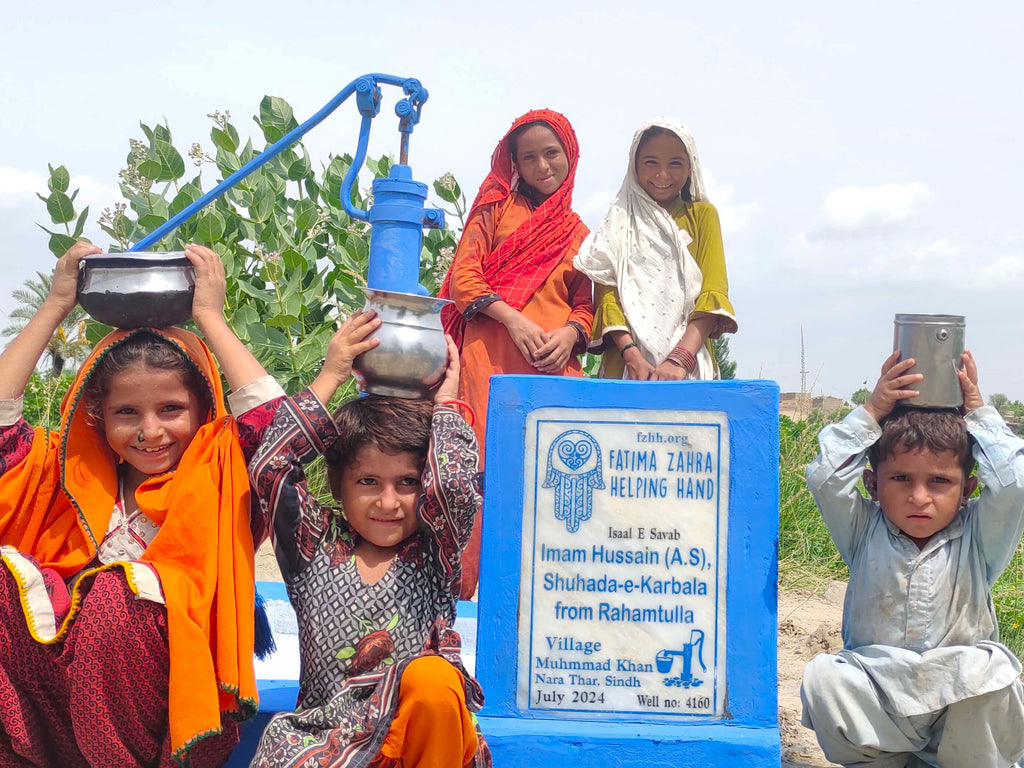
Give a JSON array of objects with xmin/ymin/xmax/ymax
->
[{"xmin": 41, "ymin": 98, "xmax": 461, "ymax": 395}]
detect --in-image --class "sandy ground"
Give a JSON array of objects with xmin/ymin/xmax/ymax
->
[
  {"xmin": 778, "ymin": 583, "xmax": 846, "ymax": 768},
  {"xmin": 255, "ymin": 540, "xmax": 843, "ymax": 765}
]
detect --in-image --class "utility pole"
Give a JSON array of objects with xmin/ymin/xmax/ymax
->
[{"xmin": 799, "ymin": 327, "xmax": 809, "ymax": 419}]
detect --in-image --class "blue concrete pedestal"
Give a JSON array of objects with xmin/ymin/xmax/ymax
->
[
  {"xmin": 477, "ymin": 717, "xmax": 779, "ymax": 765},
  {"xmin": 476, "ymin": 376, "xmax": 781, "ymax": 767}
]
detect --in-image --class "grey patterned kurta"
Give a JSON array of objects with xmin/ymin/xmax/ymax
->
[{"xmin": 248, "ymin": 389, "xmax": 490, "ymax": 768}]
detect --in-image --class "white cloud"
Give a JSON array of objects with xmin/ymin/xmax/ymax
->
[
  {"xmin": 703, "ymin": 171, "xmax": 760, "ymax": 234},
  {"xmin": 0, "ymin": 166, "xmax": 122, "ymax": 213},
  {"xmin": 822, "ymin": 182, "xmax": 932, "ymax": 230},
  {"xmin": 0, "ymin": 167, "xmax": 47, "ymax": 206},
  {"xmin": 978, "ymin": 253, "xmax": 1024, "ymax": 285}
]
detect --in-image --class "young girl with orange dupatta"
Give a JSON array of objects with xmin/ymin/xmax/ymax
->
[
  {"xmin": 0, "ymin": 242, "xmax": 284, "ymax": 767},
  {"xmin": 438, "ymin": 109, "xmax": 594, "ymax": 599}
]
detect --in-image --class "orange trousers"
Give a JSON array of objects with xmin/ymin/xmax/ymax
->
[{"xmin": 374, "ymin": 655, "xmax": 478, "ymax": 767}]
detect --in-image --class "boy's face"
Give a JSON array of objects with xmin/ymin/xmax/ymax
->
[
  {"xmin": 331, "ymin": 445, "xmax": 422, "ymax": 551},
  {"xmin": 865, "ymin": 446, "xmax": 977, "ymax": 547}
]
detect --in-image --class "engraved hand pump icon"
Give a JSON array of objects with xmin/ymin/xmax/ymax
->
[{"xmin": 656, "ymin": 629, "xmax": 706, "ymax": 688}]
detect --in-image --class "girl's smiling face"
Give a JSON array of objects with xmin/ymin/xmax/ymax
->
[
  {"xmin": 101, "ymin": 363, "xmax": 204, "ymax": 485},
  {"xmin": 513, "ymin": 124, "xmax": 569, "ymax": 203},
  {"xmin": 635, "ymin": 131, "xmax": 691, "ymax": 208},
  {"xmin": 332, "ymin": 445, "xmax": 422, "ymax": 552}
]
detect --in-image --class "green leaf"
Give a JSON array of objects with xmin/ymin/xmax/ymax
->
[
  {"xmin": 151, "ymin": 139, "xmax": 185, "ymax": 181},
  {"xmin": 170, "ymin": 178, "xmax": 202, "ymax": 217},
  {"xmin": 292, "ymin": 336, "xmax": 328, "ymax": 372},
  {"xmin": 236, "ymin": 277, "xmax": 275, "ymax": 303},
  {"xmin": 211, "ymin": 126, "xmax": 238, "ymax": 153},
  {"xmin": 86, "ymin": 321, "xmax": 114, "ymax": 344},
  {"xmin": 230, "ymin": 303, "xmax": 260, "ymax": 329},
  {"xmin": 239, "ymin": 138, "xmax": 256, "ymax": 165},
  {"xmin": 152, "ymin": 123, "xmax": 172, "ymax": 144},
  {"xmin": 432, "ymin": 178, "xmax": 456, "ymax": 203},
  {"xmin": 304, "ymin": 177, "xmax": 320, "ymax": 202},
  {"xmin": 196, "ymin": 210, "xmax": 226, "ymax": 242},
  {"xmin": 250, "ymin": 188, "xmax": 274, "ymax": 223},
  {"xmin": 288, "ymin": 148, "xmax": 311, "ymax": 181},
  {"xmin": 48, "ymin": 165, "xmax": 70, "ymax": 194},
  {"xmin": 138, "ymin": 158, "xmax": 163, "ymax": 180},
  {"xmin": 266, "ymin": 313, "xmax": 299, "ymax": 328},
  {"xmin": 72, "ymin": 206, "xmax": 90, "ymax": 238},
  {"xmin": 216, "ymin": 146, "xmax": 241, "ymax": 175},
  {"xmin": 323, "ymin": 155, "xmax": 352, "ymax": 204},
  {"xmin": 257, "ymin": 96, "xmax": 296, "ymax": 144},
  {"xmin": 375, "ymin": 155, "xmax": 391, "ymax": 178},
  {"xmin": 104, "ymin": 210, "xmax": 135, "ymax": 243},
  {"xmin": 139, "ymin": 211, "xmax": 168, "ymax": 231},
  {"xmin": 46, "ymin": 191, "xmax": 75, "ymax": 224},
  {"xmin": 281, "ymin": 247, "xmax": 306, "ymax": 272},
  {"xmin": 335, "ymin": 646, "xmax": 356, "ymax": 660},
  {"xmin": 246, "ymin": 321, "xmax": 269, "ymax": 346},
  {"xmin": 293, "ymin": 198, "xmax": 318, "ymax": 231},
  {"xmin": 47, "ymin": 232, "xmax": 78, "ymax": 258}
]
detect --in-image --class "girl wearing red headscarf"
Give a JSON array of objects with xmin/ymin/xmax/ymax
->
[{"xmin": 439, "ymin": 109, "xmax": 594, "ymax": 599}]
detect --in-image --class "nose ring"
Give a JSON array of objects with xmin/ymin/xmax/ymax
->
[{"xmin": 137, "ymin": 430, "xmax": 145, "ymax": 444}]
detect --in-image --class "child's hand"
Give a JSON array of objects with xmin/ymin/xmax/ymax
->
[
  {"xmin": 864, "ymin": 350, "xmax": 923, "ymax": 424},
  {"xmin": 623, "ymin": 347, "xmax": 656, "ymax": 381},
  {"xmin": 310, "ymin": 310, "xmax": 381, "ymax": 405},
  {"xmin": 651, "ymin": 360, "xmax": 687, "ymax": 381},
  {"xmin": 958, "ymin": 349, "xmax": 984, "ymax": 415},
  {"xmin": 533, "ymin": 326, "xmax": 576, "ymax": 373},
  {"xmin": 47, "ymin": 241, "xmax": 102, "ymax": 317},
  {"xmin": 433, "ymin": 335, "xmax": 461, "ymax": 404},
  {"xmin": 503, "ymin": 312, "xmax": 549, "ymax": 364},
  {"xmin": 185, "ymin": 244, "xmax": 226, "ymax": 329}
]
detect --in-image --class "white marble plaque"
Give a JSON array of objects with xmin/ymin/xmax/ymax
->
[{"xmin": 516, "ymin": 407, "xmax": 729, "ymax": 719}]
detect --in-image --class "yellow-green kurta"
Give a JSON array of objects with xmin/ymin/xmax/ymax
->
[{"xmin": 592, "ymin": 199, "xmax": 737, "ymax": 378}]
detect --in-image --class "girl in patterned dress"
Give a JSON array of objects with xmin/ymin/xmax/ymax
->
[
  {"xmin": 249, "ymin": 311, "xmax": 489, "ymax": 768},
  {"xmin": 0, "ymin": 242, "xmax": 285, "ymax": 766}
]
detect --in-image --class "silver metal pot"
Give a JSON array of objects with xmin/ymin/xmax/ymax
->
[
  {"xmin": 353, "ymin": 288, "xmax": 452, "ymax": 399},
  {"xmin": 77, "ymin": 252, "xmax": 195, "ymax": 329},
  {"xmin": 893, "ymin": 314, "xmax": 965, "ymax": 408}
]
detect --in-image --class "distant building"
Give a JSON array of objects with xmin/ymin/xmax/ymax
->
[{"xmin": 779, "ymin": 392, "xmax": 847, "ymax": 422}]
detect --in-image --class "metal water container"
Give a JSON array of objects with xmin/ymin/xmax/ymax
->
[
  {"xmin": 893, "ymin": 314, "xmax": 965, "ymax": 408},
  {"xmin": 352, "ymin": 288, "xmax": 451, "ymax": 399}
]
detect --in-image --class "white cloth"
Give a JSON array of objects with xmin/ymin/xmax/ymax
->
[
  {"xmin": 802, "ymin": 405, "xmax": 1024, "ymax": 766},
  {"xmin": 572, "ymin": 117, "xmax": 710, "ymax": 372},
  {"xmin": 803, "ymin": 652, "xmax": 1024, "ymax": 767}
]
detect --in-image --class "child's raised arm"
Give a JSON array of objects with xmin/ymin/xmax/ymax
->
[
  {"xmin": 308, "ymin": 310, "xmax": 381, "ymax": 406},
  {"xmin": 186, "ymin": 244, "xmax": 269, "ymax": 393},
  {"xmin": 0, "ymin": 241, "xmax": 101, "ymax": 401},
  {"xmin": 958, "ymin": 349, "xmax": 984, "ymax": 415},
  {"xmin": 863, "ymin": 350, "xmax": 924, "ymax": 424}
]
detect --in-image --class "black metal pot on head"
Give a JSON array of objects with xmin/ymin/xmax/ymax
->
[{"xmin": 77, "ymin": 252, "xmax": 195, "ymax": 329}]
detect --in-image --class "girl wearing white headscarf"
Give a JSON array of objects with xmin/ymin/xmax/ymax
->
[{"xmin": 573, "ymin": 118, "xmax": 737, "ymax": 380}]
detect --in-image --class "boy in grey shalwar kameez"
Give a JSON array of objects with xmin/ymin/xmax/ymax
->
[{"xmin": 802, "ymin": 349, "xmax": 1024, "ymax": 768}]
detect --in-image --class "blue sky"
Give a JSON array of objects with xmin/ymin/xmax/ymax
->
[{"xmin": 2, "ymin": 1, "xmax": 1022, "ymax": 400}]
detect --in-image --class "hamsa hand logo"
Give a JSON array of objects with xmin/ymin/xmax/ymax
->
[{"xmin": 543, "ymin": 430, "xmax": 605, "ymax": 533}]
